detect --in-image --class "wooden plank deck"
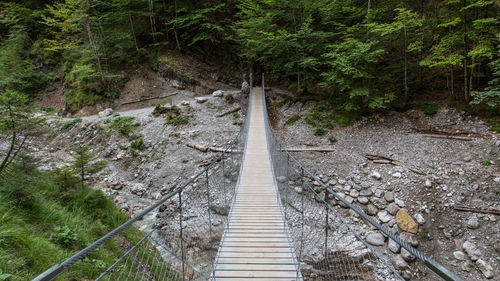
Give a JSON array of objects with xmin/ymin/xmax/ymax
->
[{"xmin": 212, "ymin": 87, "xmax": 300, "ymax": 280}]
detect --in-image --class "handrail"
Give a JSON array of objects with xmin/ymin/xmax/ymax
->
[{"xmin": 260, "ymin": 72, "xmax": 463, "ymax": 281}]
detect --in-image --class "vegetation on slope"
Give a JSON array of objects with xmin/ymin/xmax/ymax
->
[{"xmin": 0, "ymin": 161, "xmax": 143, "ymax": 280}]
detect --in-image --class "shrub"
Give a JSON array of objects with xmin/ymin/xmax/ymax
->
[
  {"xmin": 285, "ymin": 115, "xmax": 300, "ymax": 126},
  {"xmin": 225, "ymin": 94, "xmax": 235, "ymax": 104},
  {"xmin": 314, "ymin": 127, "xmax": 327, "ymax": 136},
  {"xmin": 53, "ymin": 167, "xmax": 80, "ymax": 190},
  {"xmin": 49, "ymin": 226, "xmax": 78, "ymax": 248},
  {"xmin": 61, "ymin": 118, "xmax": 82, "ymax": 131},
  {"xmin": 418, "ymin": 103, "xmax": 438, "ymax": 116},
  {"xmin": 109, "ymin": 117, "xmax": 138, "ymax": 136},
  {"xmin": 328, "ymin": 135, "xmax": 337, "ymax": 143},
  {"xmin": 481, "ymin": 160, "xmax": 491, "ymax": 166},
  {"xmin": 130, "ymin": 135, "xmax": 144, "ymax": 150}
]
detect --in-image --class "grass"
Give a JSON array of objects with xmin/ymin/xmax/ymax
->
[
  {"xmin": 481, "ymin": 160, "xmax": 491, "ymax": 166},
  {"xmin": 284, "ymin": 115, "xmax": 300, "ymax": 126},
  {"xmin": 0, "ymin": 164, "xmax": 146, "ymax": 280},
  {"xmin": 328, "ymin": 135, "xmax": 337, "ymax": 143},
  {"xmin": 109, "ymin": 117, "xmax": 139, "ymax": 136},
  {"xmin": 314, "ymin": 127, "xmax": 327, "ymax": 136},
  {"xmin": 61, "ymin": 118, "xmax": 82, "ymax": 131},
  {"xmin": 274, "ymin": 98, "xmax": 286, "ymax": 109}
]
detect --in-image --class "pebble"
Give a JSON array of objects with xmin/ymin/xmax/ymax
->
[
  {"xmin": 395, "ymin": 198, "xmax": 405, "ymax": 208},
  {"xmin": 374, "ymin": 189, "xmax": 384, "ymax": 198},
  {"xmin": 476, "ymin": 259, "xmax": 494, "ymax": 279},
  {"xmin": 400, "ymin": 232, "xmax": 419, "ymax": 247},
  {"xmin": 387, "ymin": 203, "xmax": 400, "ymax": 215},
  {"xmin": 388, "ymin": 238, "xmax": 401, "ymax": 253},
  {"xmin": 365, "ymin": 204, "xmax": 378, "ymax": 216},
  {"xmin": 415, "ymin": 213, "xmax": 426, "ymax": 225},
  {"xmin": 360, "ymin": 188, "xmax": 373, "ymax": 196},
  {"xmin": 453, "ymin": 251, "xmax": 465, "ymax": 261},
  {"xmin": 462, "ymin": 240, "xmax": 481, "ymax": 261},
  {"xmin": 425, "ymin": 179, "xmax": 432, "ymax": 188},
  {"xmin": 276, "ymin": 176, "xmax": 287, "ymax": 183},
  {"xmin": 392, "ymin": 172, "xmax": 402, "ymax": 178},
  {"xmin": 349, "ymin": 189, "xmax": 359, "ymax": 198},
  {"xmin": 370, "ymin": 171, "xmax": 381, "ymax": 180},
  {"xmin": 384, "ymin": 191, "xmax": 394, "ymax": 202},
  {"xmin": 358, "ymin": 196, "xmax": 369, "ymax": 205},
  {"xmin": 393, "ymin": 255, "xmax": 409, "ymax": 270},
  {"xmin": 467, "ymin": 215, "xmax": 480, "ymax": 229},
  {"xmin": 366, "ymin": 233, "xmax": 385, "ymax": 246},
  {"xmin": 378, "ymin": 210, "xmax": 392, "ymax": 223},
  {"xmin": 401, "ymin": 248, "xmax": 416, "ymax": 262}
]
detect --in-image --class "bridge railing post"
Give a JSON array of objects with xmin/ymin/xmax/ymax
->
[
  {"xmin": 324, "ymin": 185, "xmax": 329, "ymax": 281},
  {"xmin": 178, "ymin": 190, "xmax": 185, "ymax": 281},
  {"xmin": 221, "ymin": 154, "xmax": 228, "ymax": 207}
]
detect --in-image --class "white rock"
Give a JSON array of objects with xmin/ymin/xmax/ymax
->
[
  {"xmin": 99, "ymin": 108, "xmax": 113, "ymax": 118},
  {"xmin": 453, "ymin": 251, "xmax": 465, "ymax": 261},
  {"xmin": 425, "ymin": 179, "xmax": 432, "ymax": 188},
  {"xmin": 476, "ymin": 259, "xmax": 494, "ymax": 279},
  {"xmin": 462, "ymin": 241, "xmax": 481, "ymax": 261},
  {"xmin": 394, "ymin": 198, "xmax": 405, "ymax": 208},
  {"xmin": 415, "ymin": 214, "xmax": 426, "ymax": 225},
  {"xmin": 358, "ymin": 196, "xmax": 369, "ymax": 204},
  {"xmin": 467, "ymin": 215, "xmax": 480, "ymax": 229},
  {"xmin": 195, "ymin": 97, "xmax": 208, "ymax": 103},
  {"xmin": 378, "ymin": 210, "xmax": 392, "ymax": 223},
  {"xmin": 388, "ymin": 238, "xmax": 400, "ymax": 253},
  {"xmin": 212, "ymin": 90, "xmax": 224, "ymax": 97},
  {"xmin": 366, "ymin": 233, "xmax": 385, "ymax": 246},
  {"xmin": 241, "ymin": 81, "xmax": 250, "ymax": 94},
  {"xmin": 392, "ymin": 172, "xmax": 402, "ymax": 178},
  {"xmin": 180, "ymin": 100, "xmax": 190, "ymax": 106},
  {"xmin": 370, "ymin": 171, "xmax": 381, "ymax": 180},
  {"xmin": 384, "ymin": 191, "xmax": 394, "ymax": 202}
]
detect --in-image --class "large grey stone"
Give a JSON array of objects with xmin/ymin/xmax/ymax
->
[
  {"xmin": 99, "ymin": 108, "xmax": 113, "ymax": 118},
  {"xmin": 467, "ymin": 215, "xmax": 480, "ymax": 229},
  {"xmin": 212, "ymin": 90, "xmax": 224, "ymax": 97},
  {"xmin": 463, "ymin": 241, "xmax": 481, "ymax": 261},
  {"xmin": 195, "ymin": 97, "xmax": 208, "ymax": 103},
  {"xmin": 476, "ymin": 259, "xmax": 494, "ymax": 279}
]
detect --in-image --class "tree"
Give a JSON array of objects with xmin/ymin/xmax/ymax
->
[
  {"xmin": 367, "ymin": 8, "xmax": 423, "ymax": 101},
  {"xmin": 0, "ymin": 91, "xmax": 41, "ymax": 175},
  {"xmin": 320, "ymin": 38, "xmax": 393, "ymax": 111},
  {"xmin": 470, "ymin": 43, "xmax": 500, "ymax": 108},
  {"xmin": 71, "ymin": 146, "xmax": 106, "ymax": 187}
]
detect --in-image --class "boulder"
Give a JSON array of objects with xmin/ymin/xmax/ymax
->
[
  {"xmin": 241, "ymin": 81, "xmax": 250, "ymax": 94},
  {"xmin": 195, "ymin": 97, "xmax": 208, "ymax": 103},
  {"xmin": 396, "ymin": 209, "xmax": 418, "ymax": 234},
  {"xmin": 99, "ymin": 108, "xmax": 113, "ymax": 118},
  {"xmin": 212, "ymin": 90, "xmax": 224, "ymax": 97}
]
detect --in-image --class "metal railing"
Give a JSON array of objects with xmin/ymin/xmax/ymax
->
[
  {"xmin": 33, "ymin": 75, "xmax": 253, "ymax": 281},
  {"xmin": 260, "ymin": 74, "xmax": 463, "ymax": 281}
]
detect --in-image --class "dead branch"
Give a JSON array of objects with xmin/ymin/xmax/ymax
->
[
  {"xmin": 121, "ymin": 92, "xmax": 179, "ymax": 106},
  {"xmin": 216, "ymin": 106, "xmax": 241, "ymax": 118},
  {"xmin": 284, "ymin": 147, "xmax": 335, "ymax": 152},
  {"xmin": 365, "ymin": 154, "xmax": 425, "ymax": 175},
  {"xmin": 420, "ymin": 134, "xmax": 472, "ymax": 141},
  {"xmin": 187, "ymin": 143, "xmax": 241, "ymax": 154},
  {"xmin": 453, "ymin": 205, "xmax": 500, "ymax": 215}
]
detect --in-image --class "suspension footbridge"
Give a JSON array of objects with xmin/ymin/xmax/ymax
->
[{"xmin": 34, "ymin": 75, "xmax": 462, "ymax": 281}]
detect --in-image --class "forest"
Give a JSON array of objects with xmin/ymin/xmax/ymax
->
[{"xmin": 0, "ymin": 0, "xmax": 499, "ymax": 115}]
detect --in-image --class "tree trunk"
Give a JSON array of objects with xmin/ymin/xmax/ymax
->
[
  {"xmin": 0, "ymin": 131, "xmax": 16, "ymax": 175},
  {"xmin": 149, "ymin": 0, "xmax": 157, "ymax": 42},
  {"xmin": 129, "ymin": 14, "xmax": 139, "ymax": 52},
  {"xmin": 85, "ymin": 18, "xmax": 105, "ymax": 83},
  {"xmin": 173, "ymin": 0, "xmax": 181, "ymax": 51},
  {"xmin": 367, "ymin": 0, "xmax": 371, "ymax": 11},
  {"xmin": 463, "ymin": 0, "xmax": 469, "ymax": 102},
  {"xmin": 450, "ymin": 66, "xmax": 455, "ymax": 100},
  {"xmin": 403, "ymin": 25, "xmax": 408, "ymax": 101}
]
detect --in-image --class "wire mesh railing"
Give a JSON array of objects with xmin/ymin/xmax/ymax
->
[
  {"xmin": 260, "ymin": 74, "xmax": 463, "ymax": 281},
  {"xmin": 33, "ymin": 75, "xmax": 253, "ymax": 281}
]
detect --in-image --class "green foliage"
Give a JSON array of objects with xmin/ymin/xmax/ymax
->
[
  {"xmin": 232, "ymin": 112, "xmax": 240, "ymax": 119},
  {"xmin": 314, "ymin": 127, "xmax": 327, "ymax": 136},
  {"xmin": 481, "ymin": 160, "xmax": 491, "ymax": 166},
  {"xmin": 130, "ymin": 135, "xmax": 144, "ymax": 150},
  {"xmin": 53, "ymin": 167, "xmax": 80, "ymax": 190},
  {"xmin": 49, "ymin": 226, "xmax": 79, "ymax": 248},
  {"xmin": 417, "ymin": 103, "xmax": 438, "ymax": 116},
  {"xmin": 225, "ymin": 94, "xmax": 235, "ymax": 105},
  {"xmin": 285, "ymin": 115, "xmax": 300, "ymax": 126},
  {"xmin": 0, "ymin": 165, "xmax": 145, "ymax": 280},
  {"xmin": 471, "ymin": 44, "xmax": 500, "ymax": 109},
  {"xmin": 328, "ymin": 135, "xmax": 337, "ymax": 143},
  {"xmin": 61, "ymin": 118, "xmax": 82, "ymax": 131},
  {"xmin": 109, "ymin": 116, "xmax": 138, "ymax": 136}
]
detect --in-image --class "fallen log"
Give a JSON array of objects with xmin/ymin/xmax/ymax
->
[
  {"xmin": 420, "ymin": 134, "xmax": 472, "ymax": 141},
  {"xmin": 216, "ymin": 106, "xmax": 241, "ymax": 118},
  {"xmin": 121, "ymin": 92, "xmax": 179, "ymax": 106},
  {"xmin": 187, "ymin": 143, "xmax": 241, "ymax": 154},
  {"xmin": 365, "ymin": 154, "xmax": 425, "ymax": 175},
  {"xmin": 283, "ymin": 147, "xmax": 335, "ymax": 152},
  {"xmin": 453, "ymin": 205, "xmax": 500, "ymax": 215}
]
